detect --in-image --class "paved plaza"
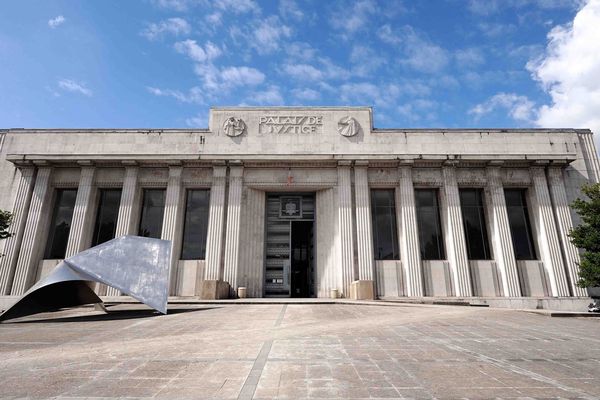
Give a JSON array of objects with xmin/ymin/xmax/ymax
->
[{"xmin": 0, "ymin": 303, "xmax": 599, "ymax": 399}]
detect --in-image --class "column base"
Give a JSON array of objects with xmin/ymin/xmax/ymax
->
[
  {"xmin": 200, "ymin": 280, "xmax": 231, "ymax": 299},
  {"xmin": 350, "ymin": 280, "xmax": 375, "ymax": 300}
]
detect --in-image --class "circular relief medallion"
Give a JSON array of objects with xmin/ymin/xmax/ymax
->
[
  {"xmin": 223, "ymin": 117, "xmax": 247, "ymax": 137},
  {"xmin": 337, "ymin": 116, "xmax": 361, "ymax": 137}
]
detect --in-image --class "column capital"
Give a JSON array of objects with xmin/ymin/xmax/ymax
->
[
  {"xmin": 354, "ymin": 160, "xmax": 369, "ymax": 167},
  {"xmin": 337, "ymin": 160, "xmax": 352, "ymax": 167}
]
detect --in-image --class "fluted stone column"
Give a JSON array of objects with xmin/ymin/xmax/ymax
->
[
  {"xmin": 11, "ymin": 167, "xmax": 52, "ymax": 295},
  {"xmin": 106, "ymin": 165, "xmax": 139, "ymax": 296},
  {"xmin": 337, "ymin": 162, "xmax": 355, "ymax": 297},
  {"xmin": 548, "ymin": 166, "xmax": 586, "ymax": 296},
  {"xmin": 398, "ymin": 164, "xmax": 423, "ymax": 297},
  {"xmin": 223, "ymin": 165, "xmax": 243, "ymax": 295},
  {"xmin": 64, "ymin": 166, "xmax": 96, "ymax": 258},
  {"xmin": 161, "ymin": 166, "xmax": 183, "ymax": 295},
  {"xmin": 0, "ymin": 167, "xmax": 35, "ymax": 295},
  {"xmin": 204, "ymin": 164, "xmax": 227, "ymax": 282},
  {"xmin": 577, "ymin": 131, "xmax": 600, "ymax": 183},
  {"xmin": 442, "ymin": 165, "xmax": 472, "ymax": 297},
  {"xmin": 531, "ymin": 166, "xmax": 570, "ymax": 297},
  {"xmin": 354, "ymin": 163, "xmax": 374, "ymax": 281},
  {"xmin": 486, "ymin": 166, "xmax": 521, "ymax": 297}
]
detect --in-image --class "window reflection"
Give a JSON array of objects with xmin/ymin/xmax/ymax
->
[
  {"xmin": 181, "ymin": 189, "xmax": 210, "ymax": 260},
  {"xmin": 92, "ymin": 189, "xmax": 122, "ymax": 247},
  {"xmin": 44, "ymin": 189, "xmax": 77, "ymax": 259},
  {"xmin": 138, "ymin": 189, "xmax": 165, "ymax": 239},
  {"xmin": 459, "ymin": 188, "xmax": 492, "ymax": 260},
  {"xmin": 415, "ymin": 189, "xmax": 445, "ymax": 260},
  {"xmin": 370, "ymin": 189, "xmax": 399, "ymax": 260},
  {"xmin": 505, "ymin": 189, "xmax": 537, "ymax": 260}
]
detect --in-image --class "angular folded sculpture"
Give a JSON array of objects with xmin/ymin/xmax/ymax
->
[{"xmin": 0, "ymin": 235, "xmax": 171, "ymax": 322}]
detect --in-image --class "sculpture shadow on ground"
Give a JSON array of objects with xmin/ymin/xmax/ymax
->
[{"xmin": 5, "ymin": 306, "xmax": 219, "ymax": 324}]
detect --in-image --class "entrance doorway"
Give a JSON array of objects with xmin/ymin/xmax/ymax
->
[{"xmin": 264, "ymin": 194, "xmax": 315, "ymax": 297}]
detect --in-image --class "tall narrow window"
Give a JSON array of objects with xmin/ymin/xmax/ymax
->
[
  {"xmin": 415, "ymin": 189, "xmax": 445, "ymax": 260},
  {"xmin": 138, "ymin": 189, "xmax": 165, "ymax": 239},
  {"xmin": 370, "ymin": 189, "xmax": 400, "ymax": 260},
  {"xmin": 459, "ymin": 188, "xmax": 491, "ymax": 260},
  {"xmin": 505, "ymin": 189, "xmax": 537, "ymax": 260},
  {"xmin": 44, "ymin": 189, "xmax": 77, "ymax": 259},
  {"xmin": 181, "ymin": 189, "xmax": 210, "ymax": 260},
  {"xmin": 92, "ymin": 189, "xmax": 122, "ymax": 247}
]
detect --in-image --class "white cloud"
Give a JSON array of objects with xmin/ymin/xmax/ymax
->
[
  {"xmin": 141, "ymin": 18, "xmax": 191, "ymax": 40},
  {"xmin": 468, "ymin": 0, "xmax": 578, "ymax": 15},
  {"xmin": 339, "ymin": 82, "xmax": 400, "ymax": 108},
  {"xmin": 147, "ymin": 86, "xmax": 203, "ymax": 103},
  {"xmin": 151, "ymin": 0, "xmax": 192, "ymax": 11},
  {"xmin": 528, "ymin": 0, "xmax": 600, "ymax": 141},
  {"xmin": 282, "ymin": 64, "xmax": 323, "ymax": 81},
  {"xmin": 455, "ymin": 48, "xmax": 485, "ymax": 68},
  {"xmin": 220, "ymin": 66, "xmax": 265, "ymax": 86},
  {"xmin": 469, "ymin": 92, "xmax": 536, "ymax": 122},
  {"xmin": 377, "ymin": 25, "xmax": 449, "ymax": 73},
  {"xmin": 214, "ymin": 0, "xmax": 260, "ymax": 14},
  {"xmin": 350, "ymin": 45, "xmax": 386, "ymax": 76},
  {"xmin": 48, "ymin": 15, "xmax": 65, "ymax": 28},
  {"xmin": 291, "ymin": 88, "xmax": 320, "ymax": 101},
  {"xmin": 330, "ymin": 0, "xmax": 378, "ymax": 37},
  {"xmin": 251, "ymin": 16, "xmax": 292, "ymax": 54},
  {"xmin": 477, "ymin": 22, "xmax": 517, "ymax": 38},
  {"xmin": 57, "ymin": 79, "xmax": 92, "ymax": 96},
  {"xmin": 174, "ymin": 40, "xmax": 221, "ymax": 63},
  {"xmin": 206, "ymin": 12, "xmax": 222, "ymax": 26},
  {"xmin": 186, "ymin": 113, "xmax": 208, "ymax": 128},
  {"xmin": 279, "ymin": 0, "xmax": 304, "ymax": 20},
  {"xmin": 251, "ymin": 85, "xmax": 284, "ymax": 105}
]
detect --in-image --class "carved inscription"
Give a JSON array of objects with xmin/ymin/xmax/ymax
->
[{"xmin": 259, "ymin": 115, "xmax": 323, "ymax": 134}]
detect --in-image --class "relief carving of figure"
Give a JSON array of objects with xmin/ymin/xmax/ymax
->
[
  {"xmin": 223, "ymin": 117, "xmax": 246, "ymax": 137},
  {"xmin": 337, "ymin": 116, "xmax": 361, "ymax": 137}
]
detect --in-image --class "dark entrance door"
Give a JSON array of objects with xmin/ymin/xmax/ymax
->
[{"xmin": 290, "ymin": 221, "xmax": 313, "ymax": 298}]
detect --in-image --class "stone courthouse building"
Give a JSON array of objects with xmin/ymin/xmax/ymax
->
[{"xmin": 0, "ymin": 107, "xmax": 599, "ymax": 302}]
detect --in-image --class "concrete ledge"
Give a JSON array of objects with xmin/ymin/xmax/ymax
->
[{"xmin": 199, "ymin": 280, "xmax": 230, "ymax": 300}]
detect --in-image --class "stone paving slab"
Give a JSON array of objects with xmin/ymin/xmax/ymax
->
[{"xmin": 0, "ymin": 303, "xmax": 599, "ymax": 399}]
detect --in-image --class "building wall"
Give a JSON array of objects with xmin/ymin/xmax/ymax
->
[{"xmin": 1, "ymin": 107, "xmax": 599, "ymax": 299}]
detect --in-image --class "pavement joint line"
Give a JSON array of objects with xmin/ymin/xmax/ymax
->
[
  {"xmin": 238, "ymin": 339, "xmax": 273, "ymax": 400},
  {"xmin": 274, "ymin": 304, "xmax": 287, "ymax": 327},
  {"xmin": 437, "ymin": 340, "xmax": 597, "ymax": 400}
]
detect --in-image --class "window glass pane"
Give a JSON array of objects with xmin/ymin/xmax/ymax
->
[
  {"xmin": 138, "ymin": 189, "xmax": 165, "ymax": 239},
  {"xmin": 504, "ymin": 189, "xmax": 537, "ymax": 260},
  {"xmin": 44, "ymin": 189, "xmax": 77, "ymax": 259},
  {"xmin": 181, "ymin": 189, "xmax": 210, "ymax": 260},
  {"xmin": 92, "ymin": 189, "xmax": 122, "ymax": 247},
  {"xmin": 415, "ymin": 189, "xmax": 445, "ymax": 260},
  {"xmin": 370, "ymin": 189, "xmax": 399, "ymax": 260},
  {"xmin": 459, "ymin": 189, "xmax": 491, "ymax": 260}
]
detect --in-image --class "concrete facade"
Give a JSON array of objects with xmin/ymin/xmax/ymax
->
[{"xmin": 0, "ymin": 107, "xmax": 599, "ymax": 301}]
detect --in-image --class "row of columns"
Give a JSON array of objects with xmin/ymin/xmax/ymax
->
[
  {"xmin": 335, "ymin": 161, "xmax": 585, "ymax": 298},
  {"xmin": 0, "ymin": 159, "xmax": 590, "ymax": 298}
]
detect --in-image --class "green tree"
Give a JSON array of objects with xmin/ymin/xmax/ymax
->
[
  {"xmin": 569, "ymin": 183, "xmax": 600, "ymax": 288},
  {"xmin": 0, "ymin": 210, "xmax": 13, "ymax": 257}
]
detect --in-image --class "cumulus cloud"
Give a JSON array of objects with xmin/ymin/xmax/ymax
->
[
  {"xmin": 469, "ymin": 92, "xmax": 536, "ymax": 122},
  {"xmin": 282, "ymin": 64, "xmax": 323, "ymax": 81},
  {"xmin": 350, "ymin": 45, "xmax": 386, "ymax": 76},
  {"xmin": 174, "ymin": 40, "xmax": 221, "ymax": 63},
  {"xmin": 339, "ymin": 82, "xmax": 400, "ymax": 108},
  {"xmin": 141, "ymin": 18, "xmax": 191, "ymax": 40},
  {"xmin": 48, "ymin": 15, "xmax": 65, "ymax": 28},
  {"xmin": 220, "ymin": 66, "xmax": 265, "ymax": 86},
  {"xmin": 455, "ymin": 48, "xmax": 485, "ymax": 68},
  {"xmin": 151, "ymin": 0, "xmax": 192, "ymax": 11},
  {"xmin": 528, "ymin": 0, "xmax": 600, "ymax": 140},
  {"xmin": 251, "ymin": 16, "xmax": 292, "ymax": 54},
  {"xmin": 57, "ymin": 79, "xmax": 92, "ymax": 96}
]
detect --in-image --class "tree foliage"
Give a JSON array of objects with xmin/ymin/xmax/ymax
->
[
  {"xmin": 569, "ymin": 183, "xmax": 600, "ymax": 288},
  {"xmin": 0, "ymin": 210, "xmax": 13, "ymax": 240}
]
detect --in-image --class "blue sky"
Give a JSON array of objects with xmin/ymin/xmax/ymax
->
[{"xmin": 1, "ymin": 0, "xmax": 598, "ymax": 134}]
